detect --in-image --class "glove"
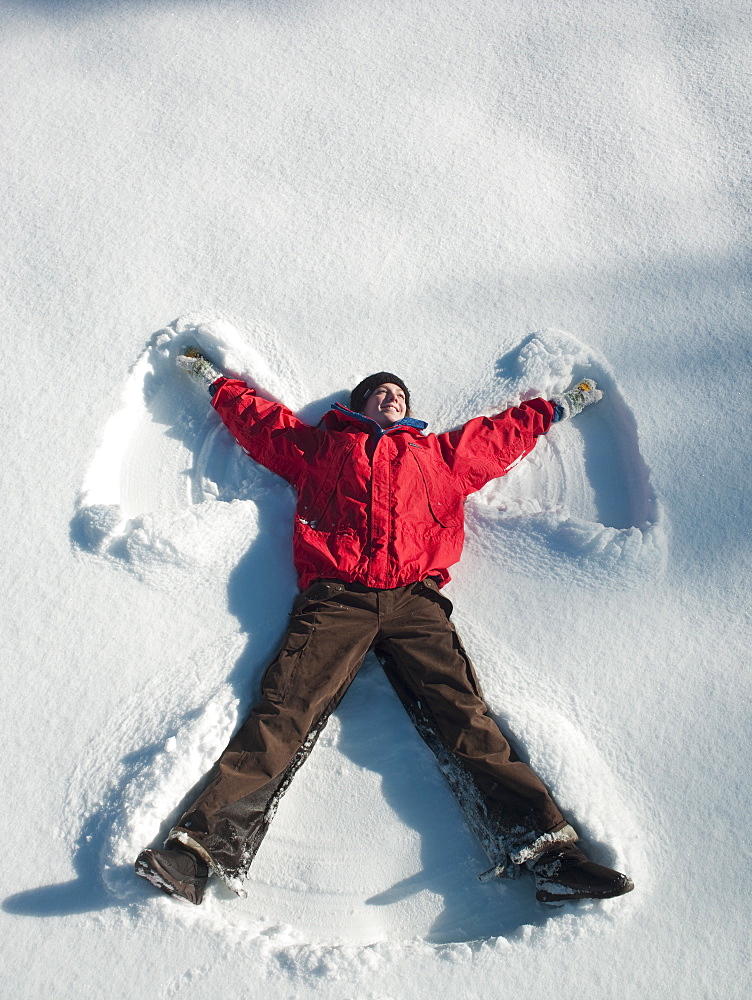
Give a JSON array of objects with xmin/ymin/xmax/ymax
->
[
  {"xmin": 176, "ymin": 346, "xmax": 222, "ymax": 393},
  {"xmin": 550, "ymin": 378, "xmax": 603, "ymax": 421}
]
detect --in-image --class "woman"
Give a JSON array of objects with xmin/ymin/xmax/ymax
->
[{"xmin": 136, "ymin": 351, "xmax": 633, "ymax": 906}]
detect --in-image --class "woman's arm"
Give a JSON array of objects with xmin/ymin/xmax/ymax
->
[
  {"xmin": 177, "ymin": 348, "xmax": 318, "ymax": 487},
  {"xmin": 435, "ymin": 380, "xmax": 602, "ymax": 495}
]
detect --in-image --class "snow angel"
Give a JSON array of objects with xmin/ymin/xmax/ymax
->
[{"xmin": 135, "ymin": 350, "xmax": 634, "ymax": 907}]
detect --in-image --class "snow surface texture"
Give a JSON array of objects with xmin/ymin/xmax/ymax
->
[{"xmin": 2, "ymin": 2, "xmax": 750, "ymax": 999}]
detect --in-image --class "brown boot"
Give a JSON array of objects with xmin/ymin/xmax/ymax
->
[
  {"xmin": 527, "ymin": 843, "xmax": 634, "ymax": 903},
  {"xmin": 135, "ymin": 847, "xmax": 209, "ymax": 905}
]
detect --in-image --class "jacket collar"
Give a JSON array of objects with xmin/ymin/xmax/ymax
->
[{"xmin": 325, "ymin": 402, "xmax": 427, "ymax": 436}]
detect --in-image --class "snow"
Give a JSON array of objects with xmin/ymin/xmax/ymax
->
[{"xmin": 1, "ymin": 1, "xmax": 750, "ymax": 998}]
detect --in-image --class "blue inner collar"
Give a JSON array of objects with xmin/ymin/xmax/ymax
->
[{"xmin": 331, "ymin": 402, "xmax": 427, "ymax": 434}]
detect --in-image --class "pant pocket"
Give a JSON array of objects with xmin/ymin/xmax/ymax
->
[
  {"xmin": 291, "ymin": 580, "xmax": 346, "ymax": 615},
  {"xmin": 414, "ymin": 577, "xmax": 454, "ymax": 618},
  {"xmin": 261, "ymin": 624, "xmax": 315, "ymax": 704},
  {"xmin": 449, "ymin": 626, "xmax": 485, "ymax": 702}
]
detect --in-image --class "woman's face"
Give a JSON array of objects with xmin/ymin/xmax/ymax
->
[{"xmin": 362, "ymin": 383, "xmax": 407, "ymax": 427}]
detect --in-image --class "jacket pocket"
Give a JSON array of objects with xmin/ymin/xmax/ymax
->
[{"xmin": 408, "ymin": 451, "xmax": 462, "ymax": 527}]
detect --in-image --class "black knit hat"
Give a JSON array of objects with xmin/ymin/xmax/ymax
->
[{"xmin": 349, "ymin": 372, "xmax": 410, "ymax": 414}]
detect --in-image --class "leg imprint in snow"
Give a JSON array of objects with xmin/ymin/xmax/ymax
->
[{"xmin": 464, "ymin": 328, "xmax": 666, "ymax": 587}]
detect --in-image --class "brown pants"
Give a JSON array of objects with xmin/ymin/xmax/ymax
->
[{"xmin": 171, "ymin": 578, "xmax": 567, "ymax": 885}]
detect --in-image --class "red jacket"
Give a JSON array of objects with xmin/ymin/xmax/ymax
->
[{"xmin": 211, "ymin": 378, "xmax": 555, "ymax": 590}]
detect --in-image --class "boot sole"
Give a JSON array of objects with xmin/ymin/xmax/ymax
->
[{"xmin": 537, "ymin": 878, "xmax": 634, "ymax": 903}]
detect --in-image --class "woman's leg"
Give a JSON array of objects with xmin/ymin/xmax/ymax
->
[
  {"xmin": 375, "ymin": 580, "xmax": 572, "ymax": 871},
  {"xmin": 169, "ymin": 581, "xmax": 378, "ymax": 889}
]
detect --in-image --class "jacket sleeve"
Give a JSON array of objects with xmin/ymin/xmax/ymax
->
[
  {"xmin": 434, "ymin": 398, "xmax": 556, "ymax": 495},
  {"xmin": 210, "ymin": 377, "xmax": 319, "ymax": 487}
]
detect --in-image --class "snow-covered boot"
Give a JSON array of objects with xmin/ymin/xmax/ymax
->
[
  {"xmin": 526, "ymin": 843, "xmax": 634, "ymax": 903},
  {"xmin": 550, "ymin": 378, "xmax": 603, "ymax": 421},
  {"xmin": 135, "ymin": 847, "xmax": 209, "ymax": 905}
]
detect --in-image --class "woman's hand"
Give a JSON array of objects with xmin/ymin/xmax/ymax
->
[
  {"xmin": 176, "ymin": 347, "xmax": 223, "ymax": 392},
  {"xmin": 550, "ymin": 379, "xmax": 603, "ymax": 421}
]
